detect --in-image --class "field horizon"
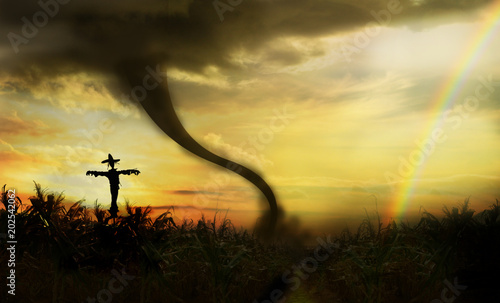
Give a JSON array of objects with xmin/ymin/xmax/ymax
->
[{"xmin": 3, "ymin": 181, "xmax": 491, "ymax": 244}]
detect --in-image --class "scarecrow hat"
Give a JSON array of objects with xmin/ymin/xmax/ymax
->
[{"xmin": 101, "ymin": 154, "xmax": 120, "ymax": 165}]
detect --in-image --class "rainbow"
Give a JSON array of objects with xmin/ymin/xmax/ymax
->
[{"xmin": 388, "ymin": 0, "xmax": 500, "ymax": 220}]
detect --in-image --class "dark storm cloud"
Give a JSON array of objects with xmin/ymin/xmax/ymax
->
[
  {"xmin": 0, "ymin": 0, "xmax": 370, "ymax": 83},
  {"xmin": 0, "ymin": 0, "xmax": 494, "ymax": 90}
]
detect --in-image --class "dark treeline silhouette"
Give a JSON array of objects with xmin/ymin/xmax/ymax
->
[{"xmin": 0, "ymin": 182, "xmax": 499, "ymax": 302}]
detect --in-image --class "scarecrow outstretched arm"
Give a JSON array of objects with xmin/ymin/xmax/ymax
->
[
  {"xmin": 86, "ymin": 170, "xmax": 107, "ymax": 177},
  {"xmin": 119, "ymin": 169, "xmax": 140, "ymax": 176}
]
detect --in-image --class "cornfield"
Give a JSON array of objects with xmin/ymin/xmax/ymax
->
[{"xmin": 1, "ymin": 182, "xmax": 499, "ymax": 302}]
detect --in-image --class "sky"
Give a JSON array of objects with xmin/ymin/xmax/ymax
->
[{"xmin": 1, "ymin": 0, "xmax": 499, "ymax": 234}]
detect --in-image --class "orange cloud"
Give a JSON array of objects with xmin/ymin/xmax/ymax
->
[{"xmin": 0, "ymin": 110, "xmax": 51, "ymax": 137}]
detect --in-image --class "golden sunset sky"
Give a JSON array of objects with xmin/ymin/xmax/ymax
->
[{"xmin": 1, "ymin": 0, "xmax": 499, "ymax": 233}]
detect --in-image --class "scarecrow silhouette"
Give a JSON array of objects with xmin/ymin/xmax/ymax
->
[{"xmin": 86, "ymin": 154, "xmax": 140, "ymax": 218}]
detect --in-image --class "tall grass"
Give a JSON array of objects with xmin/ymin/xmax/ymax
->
[{"xmin": 1, "ymin": 183, "xmax": 499, "ymax": 302}]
